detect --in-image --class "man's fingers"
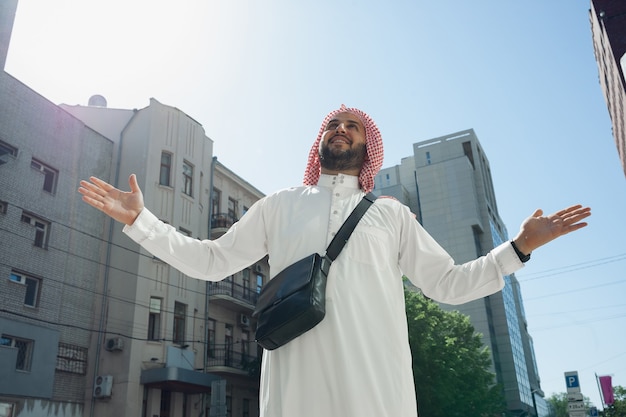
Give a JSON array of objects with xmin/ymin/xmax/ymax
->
[
  {"xmin": 128, "ymin": 174, "xmax": 140, "ymax": 193},
  {"xmin": 555, "ymin": 204, "xmax": 584, "ymax": 217},
  {"xmin": 89, "ymin": 176, "xmax": 114, "ymax": 191},
  {"xmin": 562, "ymin": 207, "xmax": 591, "ymax": 224},
  {"xmin": 79, "ymin": 179, "xmax": 107, "ymax": 198}
]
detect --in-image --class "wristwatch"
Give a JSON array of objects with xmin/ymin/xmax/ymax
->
[{"xmin": 511, "ymin": 240, "xmax": 531, "ymax": 263}]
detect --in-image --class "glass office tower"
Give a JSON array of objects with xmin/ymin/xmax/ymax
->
[{"xmin": 374, "ymin": 129, "xmax": 547, "ymax": 416}]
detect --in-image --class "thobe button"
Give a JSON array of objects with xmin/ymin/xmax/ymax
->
[
  {"xmin": 333, "ymin": 210, "xmax": 338, "ymax": 214},
  {"xmin": 335, "ymin": 193, "xmax": 340, "ymax": 197}
]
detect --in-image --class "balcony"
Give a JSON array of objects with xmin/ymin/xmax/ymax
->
[
  {"xmin": 206, "ymin": 347, "xmax": 261, "ymax": 378},
  {"xmin": 209, "ymin": 280, "xmax": 259, "ymax": 310},
  {"xmin": 211, "ymin": 212, "xmax": 238, "ymax": 238}
]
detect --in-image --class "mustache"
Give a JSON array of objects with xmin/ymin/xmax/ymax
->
[
  {"xmin": 329, "ymin": 134, "xmax": 351, "ymax": 144},
  {"xmin": 319, "ymin": 142, "xmax": 366, "ymax": 171}
]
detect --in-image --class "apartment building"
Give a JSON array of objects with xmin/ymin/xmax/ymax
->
[
  {"xmin": 589, "ymin": 0, "xmax": 626, "ymax": 177},
  {"xmin": 2, "ymin": 3, "xmax": 268, "ymax": 414},
  {"xmin": 0, "ymin": 71, "xmax": 114, "ymax": 417},
  {"xmin": 61, "ymin": 99, "xmax": 266, "ymax": 417},
  {"xmin": 374, "ymin": 129, "xmax": 550, "ymax": 417},
  {"xmin": 206, "ymin": 160, "xmax": 266, "ymax": 417}
]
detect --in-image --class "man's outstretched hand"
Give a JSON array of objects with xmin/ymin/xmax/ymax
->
[
  {"xmin": 513, "ymin": 204, "xmax": 591, "ymax": 256},
  {"xmin": 78, "ymin": 174, "xmax": 144, "ymax": 226}
]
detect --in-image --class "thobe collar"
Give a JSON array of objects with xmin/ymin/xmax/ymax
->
[{"xmin": 317, "ymin": 174, "xmax": 360, "ymax": 190}]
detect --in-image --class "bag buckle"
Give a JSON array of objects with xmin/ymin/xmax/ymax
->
[{"xmin": 321, "ymin": 255, "xmax": 332, "ymax": 276}]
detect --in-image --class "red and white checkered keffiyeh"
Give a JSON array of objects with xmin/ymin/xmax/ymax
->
[{"xmin": 303, "ymin": 105, "xmax": 383, "ymax": 193}]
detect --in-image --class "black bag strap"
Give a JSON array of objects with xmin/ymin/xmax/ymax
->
[{"xmin": 321, "ymin": 192, "xmax": 377, "ymax": 275}]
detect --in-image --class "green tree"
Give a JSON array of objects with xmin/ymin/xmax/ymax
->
[
  {"xmin": 546, "ymin": 392, "xmax": 595, "ymax": 417},
  {"xmin": 405, "ymin": 289, "xmax": 506, "ymax": 417},
  {"xmin": 546, "ymin": 392, "xmax": 569, "ymax": 417}
]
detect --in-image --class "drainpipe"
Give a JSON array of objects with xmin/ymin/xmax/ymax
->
[
  {"xmin": 201, "ymin": 156, "xmax": 217, "ymax": 416},
  {"xmin": 90, "ymin": 110, "xmax": 137, "ymax": 417}
]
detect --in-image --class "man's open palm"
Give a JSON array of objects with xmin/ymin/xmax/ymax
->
[{"xmin": 78, "ymin": 174, "xmax": 144, "ymax": 225}]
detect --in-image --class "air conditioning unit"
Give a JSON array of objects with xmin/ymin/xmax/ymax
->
[
  {"xmin": 105, "ymin": 337, "xmax": 124, "ymax": 352},
  {"xmin": 239, "ymin": 314, "xmax": 250, "ymax": 327},
  {"xmin": 93, "ymin": 375, "xmax": 113, "ymax": 398}
]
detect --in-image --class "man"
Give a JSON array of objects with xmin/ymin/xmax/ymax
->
[{"xmin": 79, "ymin": 104, "xmax": 590, "ymax": 417}]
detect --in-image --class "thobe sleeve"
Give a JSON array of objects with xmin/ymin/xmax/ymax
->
[
  {"xmin": 397, "ymin": 204, "xmax": 524, "ymax": 305},
  {"xmin": 122, "ymin": 198, "xmax": 269, "ymax": 281}
]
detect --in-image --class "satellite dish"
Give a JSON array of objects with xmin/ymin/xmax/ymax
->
[{"xmin": 88, "ymin": 95, "xmax": 107, "ymax": 107}]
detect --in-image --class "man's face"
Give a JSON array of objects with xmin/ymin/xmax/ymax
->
[{"xmin": 319, "ymin": 112, "xmax": 367, "ymax": 174}]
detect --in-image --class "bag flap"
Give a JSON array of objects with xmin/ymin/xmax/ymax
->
[{"xmin": 253, "ymin": 254, "xmax": 320, "ymax": 316}]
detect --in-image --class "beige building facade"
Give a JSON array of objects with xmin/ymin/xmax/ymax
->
[{"xmin": 62, "ymin": 99, "xmax": 267, "ymax": 417}]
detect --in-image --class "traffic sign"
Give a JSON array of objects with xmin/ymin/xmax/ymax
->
[
  {"xmin": 568, "ymin": 402, "xmax": 586, "ymax": 411},
  {"xmin": 565, "ymin": 371, "xmax": 581, "ymax": 393},
  {"xmin": 567, "ymin": 392, "xmax": 584, "ymax": 402}
]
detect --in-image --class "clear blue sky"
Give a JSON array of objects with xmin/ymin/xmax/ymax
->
[{"xmin": 6, "ymin": 0, "xmax": 626, "ymax": 409}]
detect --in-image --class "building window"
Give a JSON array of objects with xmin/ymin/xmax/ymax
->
[
  {"xmin": 148, "ymin": 297, "xmax": 162, "ymax": 341},
  {"xmin": 160, "ymin": 152, "xmax": 172, "ymax": 186},
  {"xmin": 160, "ymin": 390, "xmax": 172, "ymax": 416},
  {"xmin": 462, "ymin": 141, "xmax": 475, "ymax": 169},
  {"xmin": 9, "ymin": 271, "xmax": 41, "ymax": 307},
  {"xmin": 242, "ymin": 269, "xmax": 251, "ymax": 300},
  {"xmin": 173, "ymin": 302, "xmax": 186, "ymax": 345},
  {"xmin": 256, "ymin": 273, "xmax": 263, "ymax": 294},
  {"xmin": 226, "ymin": 396, "xmax": 232, "ymax": 417},
  {"xmin": 207, "ymin": 319, "xmax": 216, "ymax": 358},
  {"xmin": 212, "ymin": 188, "xmax": 221, "ymax": 216},
  {"xmin": 56, "ymin": 343, "xmax": 88, "ymax": 374},
  {"xmin": 182, "ymin": 161, "xmax": 193, "ymax": 197},
  {"xmin": 0, "ymin": 334, "xmax": 34, "ymax": 371},
  {"xmin": 31, "ymin": 159, "xmax": 58, "ymax": 193},
  {"xmin": 21, "ymin": 212, "xmax": 50, "ymax": 248},
  {"xmin": 0, "ymin": 402, "xmax": 15, "ymax": 417},
  {"xmin": 0, "ymin": 139, "xmax": 18, "ymax": 158},
  {"xmin": 472, "ymin": 225, "xmax": 484, "ymax": 258},
  {"xmin": 225, "ymin": 325, "xmax": 233, "ymax": 366},
  {"xmin": 228, "ymin": 197, "xmax": 238, "ymax": 220},
  {"xmin": 242, "ymin": 398, "xmax": 250, "ymax": 417},
  {"xmin": 241, "ymin": 332, "xmax": 249, "ymax": 363}
]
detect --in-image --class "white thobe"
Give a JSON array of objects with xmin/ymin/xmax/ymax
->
[{"xmin": 124, "ymin": 173, "xmax": 524, "ymax": 417}]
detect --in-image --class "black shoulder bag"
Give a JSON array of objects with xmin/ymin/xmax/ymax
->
[{"xmin": 252, "ymin": 192, "xmax": 377, "ymax": 350}]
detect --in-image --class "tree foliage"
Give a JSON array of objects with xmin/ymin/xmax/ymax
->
[
  {"xmin": 547, "ymin": 387, "xmax": 626, "ymax": 417},
  {"xmin": 405, "ymin": 289, "xmax": 506, "ymax": 417},
  {"xmin": 547, "ymin": 392, "xmax": 573, "ymax": 417}
]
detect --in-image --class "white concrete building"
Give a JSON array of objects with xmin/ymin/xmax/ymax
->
[{"xmin": 62, "ymin": 98, "xmax": 266, "ymax": 417}]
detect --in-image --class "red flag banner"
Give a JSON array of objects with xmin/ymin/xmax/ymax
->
[{"xmin": 599, "ymin": 375, "xmax": 614, "ymax": 406}]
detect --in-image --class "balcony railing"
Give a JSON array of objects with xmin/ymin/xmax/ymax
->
[
  {"xmin": 206, "ymin": 347, "xmax": 261, "ymax": 377},
  {"xmin": 209, "ymin": 280, "xmax": 259, "ymax": 306},
  {"xmin": 211, "ymin": 212, "xmax": 238, "ymax": 230}
]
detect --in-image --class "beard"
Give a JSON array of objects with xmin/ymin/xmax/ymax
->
[{"xmin": 319, "ymin": 141, "xmax": 367, "ymax": 173}]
